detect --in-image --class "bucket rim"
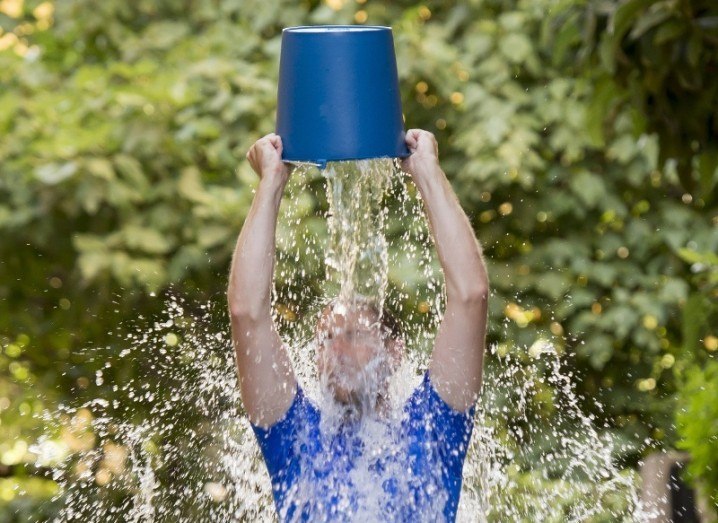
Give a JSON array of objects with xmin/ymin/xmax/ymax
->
[{"xmin": 282, "ymin": 25, "xmax": 391, "ymax": 33}]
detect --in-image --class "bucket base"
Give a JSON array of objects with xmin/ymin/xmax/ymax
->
[{"xmin": 285, "ymin": 152, "xmax": 409, "ymax": 171}]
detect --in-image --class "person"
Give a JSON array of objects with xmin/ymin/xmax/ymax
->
[{"xmin": 227, "ymin": 129, "xmax": 489, "ymax": 522}]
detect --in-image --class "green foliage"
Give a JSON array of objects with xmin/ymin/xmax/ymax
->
[
  {"xmin": 556, "ymin": 0, "xmax": 718, "ymax": 194},
  {"xmin": 675, "ymin": 359, "xmax": 718, "ymax": 507},
  {"xmin": 485, "ymin": 468, "xmax": 640, "ymax": 523},
  {"xmin": 673, "ymin": 241, "xmax": 718, "ymax": 508}
]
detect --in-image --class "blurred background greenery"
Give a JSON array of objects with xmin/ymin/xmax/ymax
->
[{"xmin": 0, "ymin": 0, "xmax": 717, "ymax": 519}]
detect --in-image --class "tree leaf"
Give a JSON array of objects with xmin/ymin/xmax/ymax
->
[
  {"xmin": 611, "ymin": 0, "xmax": 654, "ymax": 41},
  {"xmin": 34, "ymin": 162, "xmax": 77, "ymax": 185}
]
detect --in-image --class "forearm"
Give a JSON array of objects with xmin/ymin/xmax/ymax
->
[
  {"xmin": 413, "ymin": 161, "xmax": 489, "ymax": 302},
  {"xmin": 227, "ymin": 179, "xmax": 284, "ymax": 319}
]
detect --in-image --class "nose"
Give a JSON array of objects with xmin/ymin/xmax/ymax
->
[{"xmin": 330, "ymin": 336, "xmax": 354, "ymax": 356}]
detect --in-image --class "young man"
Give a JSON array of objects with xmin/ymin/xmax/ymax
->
[{"xmin": 227, "ymin": 129, "xmax": 489, "ymax": 521}]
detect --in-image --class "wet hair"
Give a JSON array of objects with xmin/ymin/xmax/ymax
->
[{"xmin": 322, "ymin": 295, "xmax": 403, "ymax": 342}]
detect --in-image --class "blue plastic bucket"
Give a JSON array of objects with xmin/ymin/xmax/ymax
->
[{"xmin": 276, "ymin": 25, "xmax": 410, "ymax": 168}]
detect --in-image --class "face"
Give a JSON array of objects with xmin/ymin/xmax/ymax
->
[{"xmin": 314, "ymin": 302, "xmax": 402, "ymax": 410}]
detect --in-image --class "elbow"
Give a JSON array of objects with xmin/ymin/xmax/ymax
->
[
  {"xmin": 228, "ymin": 302, "xmax": 247, "ymax": 321},
  {"xmin": 446, "ymin": 252, "xmax": 490, "ymax": 306},
  {"xmin": 453, "ymin": 280, "xmax": 489, "ymax": 305},
  {"xmin": 227, "ymin": 296, "xmax": 246, "ymax": 320},
  {"xmin": 227, "ymin": 292, "xmax": 266, "ymax": 322},
  {"xmin": 466, "ymin": 284, "xmax": 490, "ymax": 304}
]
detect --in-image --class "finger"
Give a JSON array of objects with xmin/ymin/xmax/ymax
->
[
  {"xmin": 405, "ymin": 132, "xmax": 418, "ymax": 147},
  {"xmin": 416, "ymin": 130, "xmax": 432, "ymax": 143},
  {"xmin": 259, "ymin": 140, "xmax": 276, "ymax": 154},
  {"xmin": 405, "ymin": 129, "xmax": 418, "ymax": 141},
  {"xmin": 265, "ymin": 133, "xmax": 281, "ymax": 151},
  {"xmin": 268, "ymin": 135, "xmax": 282, "ymax": 151},
  {"xmin": 247, "ymin": 148, "xmax": 257, "ymax": 168},
  {"xmin": 249, "ymin": 142, "xmax": 261, "ymax": 160}
]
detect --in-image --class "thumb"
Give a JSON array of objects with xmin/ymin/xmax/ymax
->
[{"xmin": 260, "ymin": 140, "xmax": 277, "ymax": 155}]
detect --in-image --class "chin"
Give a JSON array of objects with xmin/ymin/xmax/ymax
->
[
  {"xmin": 325, "ymin": 380, "xmax": 359, "ymax": 406},
  {"xmin": 327, "ymin": 380, "xmax": 384, "ymax": 417},
  {"xmin": 319, "ymin": 363, "xmax": 393, "ymax": 414}
]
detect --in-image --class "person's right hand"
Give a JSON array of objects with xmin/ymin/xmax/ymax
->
[
  {"xmin": 400, "ymin": 129, "xmax": 439, "ymax": 179},
  {"xmin": 246, "ymin": 133, "xmax": 294, "ymax": 188}
]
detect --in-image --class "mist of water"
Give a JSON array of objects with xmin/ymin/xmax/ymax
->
[{"xmin": 31, "ymin": 158, "xmax": 659, "ymax": 522}]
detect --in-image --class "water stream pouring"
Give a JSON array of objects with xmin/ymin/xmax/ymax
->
[{"xmin": 276, "ymin": 25, "xmax": 411, "ymax": 169}]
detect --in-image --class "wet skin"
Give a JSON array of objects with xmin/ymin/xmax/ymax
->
[{"xmin": 314, "ymin": 303, "xmax": 402, "ymax": 410}]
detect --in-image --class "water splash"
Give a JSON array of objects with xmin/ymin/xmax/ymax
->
[
  {"xmin": 461, "ymin": 345, "xmax": 654, "ymax": 522},
  {"xmin": 32, "ymin": 158, "xmax": 655, "ymax": 521}
]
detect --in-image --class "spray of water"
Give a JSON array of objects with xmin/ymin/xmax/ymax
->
[{"xmin": 31, "ymin": 158, "xmax": 657, "ymax": 521}]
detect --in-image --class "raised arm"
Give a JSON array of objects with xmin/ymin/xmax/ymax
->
[
  {"xmin": 227, "ymin": 133, "xmax": 296, "ymax": 428},
  {"xmin": 401, "ymin": 129, "xmax": 489, "ymax": 412}
]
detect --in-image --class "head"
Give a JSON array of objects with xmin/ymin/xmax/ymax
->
[{"xmin": 314, "ymin": 296, "xmax": 405, "ymax": 413}]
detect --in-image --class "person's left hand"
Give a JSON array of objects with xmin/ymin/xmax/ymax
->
[{"xmin": 400, "ymin": 129, "xmax": 440, "ymax": 179}]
